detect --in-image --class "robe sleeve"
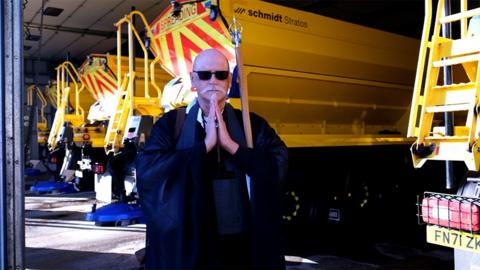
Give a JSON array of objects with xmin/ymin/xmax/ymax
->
[
  {"xmin": 231, "ymin": 112, "xmax": 288, "ymax": 269},
  {"xmin": 135, "ymin": 110, "xmax": 206, "ymax": 226},
  {"xmin": 231, "ymin": 112, "xmax": 288, "ymax": 187}
]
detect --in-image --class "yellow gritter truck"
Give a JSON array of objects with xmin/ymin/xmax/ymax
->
[
  {"xmin": 81, "ymin": 0, "xmax": 445, "ymax": 246},
  {"xmin": 408, "ymin": 0, "xmax": 480, "ymax": 268}
]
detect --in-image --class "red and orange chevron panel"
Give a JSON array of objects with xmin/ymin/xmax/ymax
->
[
  {"xmin": 79, "ymin": 56, "xmax": 117, "ymax": 102},
  {"xmin": 149, "ymin": 0, "xmax": 236, "ymax": 78}
]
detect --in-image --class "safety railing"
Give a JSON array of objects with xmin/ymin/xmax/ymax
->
[
  {"xmin": 48, "ymin": 61, "xmax": 88, "ymax": 150},
  {"xmin": 407, "ymin": 0, "xmax": 433, "ymax": 137},
  {"xmin": 115, "ymin": 10, "xmax": 162, "ymax": 101},
  {"xmin": 57, "ymin": 61, "xmax": 87, "ymax": 121},
  {"xmin": 26, "ymin": 85, "xmax": 48, "ymax": 130},
  {"xmin": 105, "ymin": 10, "xmax": 165, "ymax": 154}
]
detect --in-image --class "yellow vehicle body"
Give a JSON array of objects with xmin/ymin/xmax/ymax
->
[
  {"xmin": 75, "ymin": 54, "xmax": 172, "ymax": 149},
  {"xmin": 104, "ymin": 11, "xmax": 175, "ymax": 154},
  {"xmin": 46, "ymin": 79, "xmax": 106, "ymax": 148},
  {"xmin": 408, "ymin": 0, "xmax": 480, "ymax": 171},
  {"xmin": 79, "ymin": 54, "xmax": 172, "ymax": 112},
  {"xmin": 47, "ymin": 55, "xmax": 171, "ymax": 150},
  {"xmin": 46, "ymin": 80, "xmax": 95, "ymax": 121},
  {"xmin": 47, "ymin": 61, "xmax": 97, "ymax": 150},
  {"xmin": 148, "ymin": 0, "xmax": 419, "ymax": 147},
  {"xmin": 45, "ymin": 82, "xmax": 58, "ymax": 109},
  {"xmin": 407, "ymin": 1, "xmax": 480, "ymax": 264}
]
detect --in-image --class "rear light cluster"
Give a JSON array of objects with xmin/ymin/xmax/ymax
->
[
  {"xmin": 92, "ymin": 162, "xmax": 105, "ymax": 174},
  {"xmin": 420, "ymin": 192, "xmax": 480, "ymax": 232},
  {"xmin": 82, "ymin": 133, "xmax": 90, "ymax": 140},
  {"xmin": 74, "ymin": 127, "xmax": 102, "ymax": 141}
]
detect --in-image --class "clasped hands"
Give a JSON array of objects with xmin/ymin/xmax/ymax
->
[{"xmin": 204, "ymin": 95, "xmax": 239, "ymax": 154}]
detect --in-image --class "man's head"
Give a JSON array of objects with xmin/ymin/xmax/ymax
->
[{"xmin": 191, "ymin": 49, "xmax": 231, "ymax": 114}]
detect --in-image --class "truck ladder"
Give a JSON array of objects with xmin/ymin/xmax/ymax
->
[
  {"xmin": 47, "ymin": 62, "xmax": 87, "ymax": 151},
  {"xmin": 47, "ymin": 83, "xmax": 70, "ymax": 150},
  {"xmin": 408, "ymin": 0, "xmax": 480, "ymax": 171},
  {"xmin": 27, "ymin": 85, "xmax": 49, "ymax": 131},
  {"xmin": 104, "ymin": 74, "xmax": 131, "ymax": 153},
  {"xmin": 104, "ymin": 10, "xmax": 164, "ymax": 154}
]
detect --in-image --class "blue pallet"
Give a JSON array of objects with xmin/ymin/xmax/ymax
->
[
  {"xmin": 29, "ymin": 180, "xmax": 77, "ymax": 194},
  {"xmin": 85, "ymin": 203, "xmax": 144, "ymax": 225}
]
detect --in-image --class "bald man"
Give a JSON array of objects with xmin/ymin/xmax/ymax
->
[{"xmin": 136, "ymin": 49, "xmax": 288, "ymax": 269}]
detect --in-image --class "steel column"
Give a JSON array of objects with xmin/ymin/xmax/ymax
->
[
  {"xmin": 442, "ymin": 0, "xmax": 455, "ymax": 190},
  {"xmin": 0, "ymin": 0, "xmax": 5, "ymax": 266},
  {"xmin": 2, "ymin": 0, "xmax": 25, "ymax": 269}
]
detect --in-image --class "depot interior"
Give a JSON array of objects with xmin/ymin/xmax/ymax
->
[{"xmin": 20, "ymin": 0, "xmax": 478, "ymax": 269}]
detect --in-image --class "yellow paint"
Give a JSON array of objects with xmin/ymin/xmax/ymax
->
[
  {"xmin": 282, "ymin": 134, "xmax": 413, "ymax": 148},
  {"xmin": 408, "ymin": 0, "xmax": 480, "ymax": 171},
  {"xmin": 106, "ymin": 11, "xmax": 175, "ymax": 154},
  {"xmin": 45, "ymin": 83, "xmax": 58, "ymax": 109},
  {"xmin": 147, "ymin": 0, "xmax": 419, "ymax": 148},
  {"xmin": 72, "ymin": 126, "xmax": 106, "ymax": 148},
  {"xmin": 48, "ymin": 62, "xmax": 97, "ymax": 151}
]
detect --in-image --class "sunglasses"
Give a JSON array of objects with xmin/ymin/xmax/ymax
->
[{"xmin": 193, "ymin": 70, "xmax": 229, "ymax": 81}]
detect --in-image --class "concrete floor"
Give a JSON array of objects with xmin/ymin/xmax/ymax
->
[
  {"xmin": 25, "ymin": 192, "xmax": 453, "ymax": 270},
  {"xmin": 25, "ymin": 192, "xmax": 145, "ymax": 270}
]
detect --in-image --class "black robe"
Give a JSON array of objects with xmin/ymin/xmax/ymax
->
[{"xmin": 136, "ymin": 106, "xmax": 288, "ymax": 269}]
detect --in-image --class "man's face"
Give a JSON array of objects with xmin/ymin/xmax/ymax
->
[{"xmin": 191, "ymin": 51, "xmax": 231, "ymax": 111}]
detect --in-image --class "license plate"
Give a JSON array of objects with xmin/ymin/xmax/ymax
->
[{"xmin": 426, "ymin": 225, "xmax": 480, "ymax": 253}]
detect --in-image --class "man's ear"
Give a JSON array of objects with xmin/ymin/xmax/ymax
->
[{"xmin": 190, "ymin": 72, "xmax": 198, "ymax": 89}]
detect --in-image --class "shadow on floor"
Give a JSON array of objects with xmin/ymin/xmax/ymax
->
[
  {"xmin": 285, "ymin": 243, "xmax": 453, "ymax": 270},
  {"xmin": 26, "ymin": 210, "xmax": 88, "ymax": 221},
  {"xmin": 26, "ymin": 247, "xmax": 142, "ymax": 270}
]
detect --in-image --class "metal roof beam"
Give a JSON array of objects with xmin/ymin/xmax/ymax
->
[{"xmin": 24, "ymin": 23, "xmax": 127, "ymax": 39}]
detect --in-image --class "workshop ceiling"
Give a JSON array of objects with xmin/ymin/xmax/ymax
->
[
  {"xmin": 23, "ymin": 0, "xmax": 431, "ymax": 63},
  {"xmin": 23, "ymin": 0, "xmax": 169, "ymax": 62}
]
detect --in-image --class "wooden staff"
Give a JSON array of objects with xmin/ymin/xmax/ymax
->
[{"xmin": 230, "ymin": 17, "xmax": 253, "ymax": 148}]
